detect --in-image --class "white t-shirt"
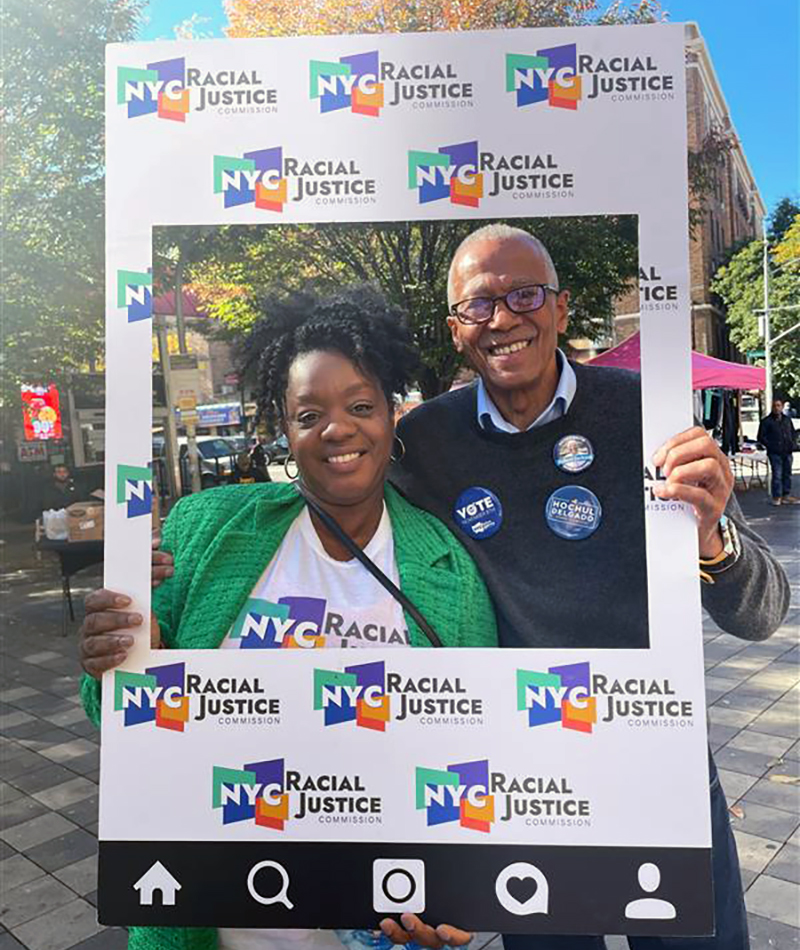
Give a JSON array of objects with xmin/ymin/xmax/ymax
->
[
  {"xmin": 218, "ymin": 503, "xmax": 407, "ymax": 950},
  {"xmin": 220, "ymin": 505, "xmax": 409, "ymax": 652}
]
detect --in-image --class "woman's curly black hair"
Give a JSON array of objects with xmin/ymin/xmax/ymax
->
[{"xmin": 240, "ymin": 285, "xmax": 420, "ymax": 433}]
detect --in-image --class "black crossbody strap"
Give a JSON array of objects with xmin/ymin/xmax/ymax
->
[{"xmin": 297, "ymin": 485, "xmax": 443, "ymax": 649}]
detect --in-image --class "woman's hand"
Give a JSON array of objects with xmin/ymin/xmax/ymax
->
[
  {"xmin": 80, "ymin": 534, "xmax": 172, "ymax": 679},
  {"xmin": 78, "ymin": 592, "xmax": 161, "ymax": 680},
  {"xmin": 152, "ymin": 532, "xmax": 174, "ymax": 588},
  {"xmin": 380, "ymin": 914, "xmax": 473, "ymax": 948}
]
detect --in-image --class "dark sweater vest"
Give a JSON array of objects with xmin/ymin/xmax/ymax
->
[{"xmin": 391, "ymin": 362, "xmax": 649, "ymax": 649}]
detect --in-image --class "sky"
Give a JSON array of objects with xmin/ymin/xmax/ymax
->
[{"xmin": 139, "ymin": 0, "xmax": 799, "ymax": 215}]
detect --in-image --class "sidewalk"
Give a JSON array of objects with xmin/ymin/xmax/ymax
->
[{"xmin": 0, "ymin": 488, "xmax": 797, "ymax": 949}]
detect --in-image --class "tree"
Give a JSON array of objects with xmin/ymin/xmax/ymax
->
[
  {"xmin": 711, "ymin": 217, "xmax": 800, "ymax": 401},
  {"xmin": 0, "ymin": 0, "xmax": 144, "ymax": 404},
  {"xmin": 774, "ymin": 215, "xmax": 800, "ymax": 270},
  {"xmin": 224, "ymin": 0, "xmax": 665, "ymax": 37},
  {"xmin": 687, "ymin": 127, "xmax": 735, "ymax": 239},
  {"xmin": 768, "ymin": 197, "xmax": 800, "ymax": 245},
  {"xmin": 187, "ymin": 217, "xmax": 638, "ymax": 397}
]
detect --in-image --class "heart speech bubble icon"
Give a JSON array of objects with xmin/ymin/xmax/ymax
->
[{"xmin": 495, "ymin": 862, "xmax": 549, "ymax": 916}]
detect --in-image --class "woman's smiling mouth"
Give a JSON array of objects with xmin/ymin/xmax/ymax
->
[{"xmin": 325, "ymin": 451, "xmax": 366, "ymax": 466}]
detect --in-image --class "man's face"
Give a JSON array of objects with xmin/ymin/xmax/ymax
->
[
  {"xmin": 773, "ymin": 400, "xmax": 784, "ymax": 415},
  {"xmin": 447, "ymin": 237, "xmax": 569, "ymax": 394},
  {"xmin": 53, "ymin": 465, "xmax": 69, "ymax": 482}
]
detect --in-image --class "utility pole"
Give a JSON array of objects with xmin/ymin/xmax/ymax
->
[
  {"xmin": 174, "ymin": 257, "xmax": 201, "ymax": 494},
  {"xmin": 175, "ymin": 258, "xmax": 188, "ymax": 354},
  {"xmin": 762, "ymin": 220, "xmax": 773, "ymax": 409},
  {"xmin": 155, "ymin": 313, "xmax": 180, "ymax": 501}
]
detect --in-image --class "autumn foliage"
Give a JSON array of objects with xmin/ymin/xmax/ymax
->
[{"xmin": 224, "ymin": 0, "xmax": 661, "ymax": 38}]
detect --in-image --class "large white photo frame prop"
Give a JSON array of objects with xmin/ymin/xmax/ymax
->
[{"xmin": 102, "ymin": 25, "xmax": 713, "ymax": 936}]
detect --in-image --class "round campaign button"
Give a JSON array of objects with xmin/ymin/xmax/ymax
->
[
  {"xmin": 544, "ymin": 486, "xmax": 602, "ymax": 540},
  {"xmin": 453, "ymin": 487, "xmax": 503, "ymax": 540},
  {"xmin": 553, "ymin": 434, "xmax": 595, "ymax": 474}
]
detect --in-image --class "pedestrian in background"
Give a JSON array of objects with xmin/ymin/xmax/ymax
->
[
  {"xmin": 757, "ymin": 397, "xmax": 799, "ymax": 506},
  {"xmin": 229, "ymin": 450, "xmax": 269, "ymax": 484},
  {"xmin": 250, "ymin": 436, "xmax": 270, "ymax": 478},
  {"xmin": 40, "ymin": 463, "xmax": 77, "ymax": 512}
]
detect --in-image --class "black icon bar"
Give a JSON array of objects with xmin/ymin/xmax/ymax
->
[{"xmin": 99, "ymin": 841, "xmax": 713, "ymax": 935}]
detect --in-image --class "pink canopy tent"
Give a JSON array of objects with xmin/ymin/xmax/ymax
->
[
  {"xmin": 153, "ymin": 289, "xmax": 208, "ymax": 317},
  {"xmin": 587, "ymin": 331, "xmax": 766, "ymax": 390}
]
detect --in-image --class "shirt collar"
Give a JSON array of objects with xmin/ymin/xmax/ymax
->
[{"xmin": 477, "ymin": 349, "xmax": 577, "ymax": 433}]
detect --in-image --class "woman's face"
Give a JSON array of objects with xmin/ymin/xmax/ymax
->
[{"xmin": 284, "ymin": 350, "xmax": 393, "ymax": 507}]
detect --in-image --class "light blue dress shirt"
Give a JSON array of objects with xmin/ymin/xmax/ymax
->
[{"xmin": 476, "ymin": 349, "xmax": 577, "ymax": 433}]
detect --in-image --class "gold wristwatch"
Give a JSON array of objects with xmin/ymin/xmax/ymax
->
[{"xmin": 699, "ymin": 516, "xmax": 741, "ymax": 585}]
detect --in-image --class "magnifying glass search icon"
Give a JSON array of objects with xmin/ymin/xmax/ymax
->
[{"xmin": 247, "ymin": 860, "xmax": 294, "ymax": 909}]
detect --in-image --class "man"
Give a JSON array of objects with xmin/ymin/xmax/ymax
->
[
  {"xmin": 757, "ymin": 397, "xmax": 798, "ymax": 506},
  {"xmin": 228, "ymin": 450, "xmax": 269, "ymax": 485},
  {"xmin": 251, "ymin": 435, "xmax": 270, "ymax": 475},
  {"xmin": 40, "ymin": 463, "xmax": 77, "ymax": 512},
  {"xmin": 386, "ymin": 224, "xmax": 789, "ymax": 950}
]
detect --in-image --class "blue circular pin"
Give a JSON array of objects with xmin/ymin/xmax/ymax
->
[
  {"xmin": 454, "ymin": 487, "xmax": 503, "ymax": 540},
  {"xmin": 554, "ymin": 434, "xmax": 595, "ymax": 474},
  {"xmin": 544, "ymin": 486, "xmax": 602, "ymax": 540}
]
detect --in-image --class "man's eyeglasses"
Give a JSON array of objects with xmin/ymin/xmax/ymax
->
[{"xmin": 449, "ymin": 284, "xmax": 559, "ymax": 325}]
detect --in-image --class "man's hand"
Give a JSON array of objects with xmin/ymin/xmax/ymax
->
[
  {"xmin": 380, "ymin": 914, "xmax": 472, "ymax": 948},
  {"xmin": 652, "ymin": 426, "xmax": 734, "ymax": 558}
]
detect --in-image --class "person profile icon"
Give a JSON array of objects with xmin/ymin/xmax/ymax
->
[{"xmin": 624, "ymin": 862, "xmax": 676, "ymax": 920}]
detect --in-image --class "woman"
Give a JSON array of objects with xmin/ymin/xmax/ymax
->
[{"xmin": 80, "ymin": 287, "xmax": 495, "ymax": 950}]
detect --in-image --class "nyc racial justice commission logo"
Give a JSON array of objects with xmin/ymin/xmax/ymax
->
[
  {"xmin": 416, "ymin": 759, "xmax": 590, "ymax": 831},
  {"xmin": 309, "ymin": 49, "xmax": 474, "ymax": 117},
  {"xmin": 116, "ymin": 269, "xmax": 152, "ymax": 323},
  {"xmin": 114, "ymin": 663, "xmax": 281, "ymax": 730},
  {"xmin": 505, "ymin": 44, "xmax": 675, "ymax": 109},
  {"xmin": 212, "ymin": 758, "xmax": 381, "ymax": 828},
  {"xmin": 407, "ymin": 140, "xmax": 576, "ymax": 208},
  {"xmin": 516, "ymin": 662, "xmax": 695, "ymax": 731},
  {"xmin": 116, "ymin": 57, "xmax": 277, "ymax": 120},
  {"xmin": 226, "ymin": 595, "xmax": 408, "ymax": 649},
  {"xmin": 213, "ymin": 147, "xmax": 377, "ymax": 211},
  {"xmin": 115, "ymin": 465, "xmax": 153, "ymax": 519},
  {"xmin": 313, "ymin": 661, "xmax": 484, "ymax": 730}
]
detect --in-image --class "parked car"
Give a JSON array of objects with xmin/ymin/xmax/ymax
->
[
  {"xmin": 179, "ymin": 437, "xmax": 237, "ymax": 489},
  {"xmin": 259, "ymin": 434, "xmax": 290, "ymax": 466},
  {"xmin": 225, "ymin": 435, "xmax": 250, "ymax": 454}
]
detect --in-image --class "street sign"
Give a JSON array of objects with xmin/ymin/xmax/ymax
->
[
  {"xmin": 170, "ymin": 354, "xmax": 199, "ymax": 371},
  {"xmin": 177, "ymin": 391, "xmax": 198, "ymax": 413}
]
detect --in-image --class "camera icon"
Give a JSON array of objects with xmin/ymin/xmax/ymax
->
[{"xmin": 372, "ymin": 859, "xmax": 426, "ymax": 914}]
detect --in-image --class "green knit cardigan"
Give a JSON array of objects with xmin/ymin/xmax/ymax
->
[{"xmin": 82, "ymin": 482, "xmax": 497, "ymax": 950}]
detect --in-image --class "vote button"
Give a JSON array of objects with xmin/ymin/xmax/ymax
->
[{"xmin": 454, "ymin": 487, "xmax": 503, "ymax": 540}]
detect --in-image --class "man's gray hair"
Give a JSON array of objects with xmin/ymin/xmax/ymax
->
[{"xmin": 447, "ymin": 223, "xmax": 559, "ymax": 304}]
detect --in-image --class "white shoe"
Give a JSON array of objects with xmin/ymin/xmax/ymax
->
[
  {"xmin": 782, "ymin": 495, "xmax": 800, "ymax": 505},
  {"xmin": 769, "ymin": 498, "xmax": 782, "ymax": 506}
]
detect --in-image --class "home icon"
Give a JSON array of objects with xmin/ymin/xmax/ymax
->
[{"xmin": 134, "ymin": 861, "xmax": 182, "ymax": 906}]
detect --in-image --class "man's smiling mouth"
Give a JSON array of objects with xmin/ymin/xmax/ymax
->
[{"xmin": 488, "ymin": 339, "xmax": 532, "ymax": 356}]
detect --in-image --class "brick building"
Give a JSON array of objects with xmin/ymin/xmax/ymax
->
[
  {"xmin": 571, "ymin": 23, "xmax": 766, "ymax": 362},
  {"xmin": 683, "ymin": 22, "xmax": 766, "ymax": 358}
]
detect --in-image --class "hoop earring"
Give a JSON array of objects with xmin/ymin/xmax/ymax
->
[
  {"xmin": 391, "ymin": 436, "xmax": 406, "ymax": 463},
  {"xmin": 285, "ymin": 454, "xmax": 299, "ymax": 480}
]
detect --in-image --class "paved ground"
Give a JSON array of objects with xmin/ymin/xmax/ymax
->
[{"xmin": 0, "ymin": 487, "xmax": 797, "ymax": 949}]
